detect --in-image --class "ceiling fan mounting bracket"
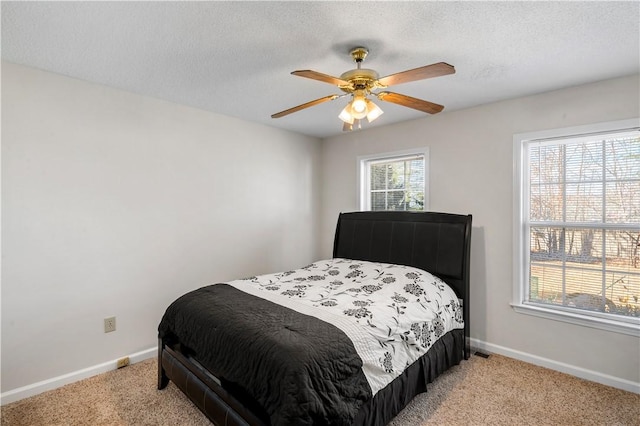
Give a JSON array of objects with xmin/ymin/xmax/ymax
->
[{"xmin": 349, "ymin": 47, "xmax": 369, "ymax": 64}]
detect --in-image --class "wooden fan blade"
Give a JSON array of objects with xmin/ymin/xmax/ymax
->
[
  {"xmin": 271, "ymin": 95, "xmax": 339, "ymax": 118},
  {"xmin": 377, "ymin": 91, "xmax": 444, "ymax": 114},
  {"xmin": 377, "ymin": 62, "xmax": 455, "ymax": 87},
  {"xmin": 292, "ymin": 70, "xmax": 350, "ymax": 86}
]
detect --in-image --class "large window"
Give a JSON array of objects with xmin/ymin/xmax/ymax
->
[
  {"xmin": 358, "ymin": 149, "xmax": 428, "ymax": 212},
  {"xmin": 513, "ymin": 119, "xmax": 640, "ymax": 335}
]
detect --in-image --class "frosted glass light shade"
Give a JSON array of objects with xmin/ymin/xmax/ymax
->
[
  {"xmin": 339, "ymin": 104, "xmax": 354, "ymax": 123},
  {"xmin": 366, "ymin": 100, "xmax": 384, "ymax": 122}
]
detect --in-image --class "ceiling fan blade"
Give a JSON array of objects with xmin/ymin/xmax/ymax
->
[
  {"xmin": 377, "ymin": 91, "xmax": 444, "ymax": 114},
  {"xmin": 271, "ymin": 95, "xmax": 339, "ymax": 118},
  {"xmin": 292, "ymin": 70, "xmax": 350, "ymax": 86},
  {"xmin": 377, "ymin": 62, "xmax": 455, "ymax": 87}
]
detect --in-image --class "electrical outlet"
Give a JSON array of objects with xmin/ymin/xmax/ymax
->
[
  {"xmin": 104, "ymin": 316, "xmax": 116, "ymax": 333},
  {"xmin": 116, "ymin": 357, "xmax": 130, "ymax": 369}
]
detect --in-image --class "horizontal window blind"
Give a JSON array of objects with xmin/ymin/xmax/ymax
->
[
  {"xmin": 366, "ymin": 155, "xmax": 425, "ymax": 211},
  {"xmin": 525, "ymin": 130, "xmax": 640, "ymax": 319}
]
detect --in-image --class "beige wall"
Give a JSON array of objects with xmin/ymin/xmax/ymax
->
[
  {"xmin": 1, "ymin": 62, "xmax": 322, "ymax": 392},
  {"xmin": 320, "ymin": 74, "xmax": 640, "ymax": 386}
]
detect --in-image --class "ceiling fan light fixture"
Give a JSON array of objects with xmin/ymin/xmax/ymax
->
[
  {"xmin": 350, "ymin": 91, "xmax": 368, "ymax": 119},
  {"xmin": 352, "ymin": 96, "xmax": 367, "ymax": 114},
  {"xmin": 339, "ymin": 104, "xmax": 355, "ymax": 124},
  {"xmin": 365, "ymin": 99, "xmax": 384, "ymax": 122},
  {"xmin": 350, "ymin": 106, "xmax": 367, "ymax": 120}
]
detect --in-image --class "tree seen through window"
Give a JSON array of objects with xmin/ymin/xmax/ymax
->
[{"xmin": 369, "ymin": 157, "xmax": 425, "ymax": 211}]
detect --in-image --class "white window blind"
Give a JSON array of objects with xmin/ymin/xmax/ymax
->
[
  {"xmin": 515, "ymin": 122, "xmax": 640, "ymax": 334},
  {"xmin": 358, "ymin": 149, "xmax": 428, "ymax": 212}
]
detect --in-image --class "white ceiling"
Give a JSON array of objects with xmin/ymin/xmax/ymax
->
[{"xmin": 2, "ymin": 1, "xmax": 639, "ymax": 139}]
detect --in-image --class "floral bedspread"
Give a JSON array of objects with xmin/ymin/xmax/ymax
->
[{"xmin": 226, "ymin": 258, "xmax": 463, "ymax": 395}]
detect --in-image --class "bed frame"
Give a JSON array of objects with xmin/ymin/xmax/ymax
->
[{"xmin": 158, "ymin": 211, "xmax": 472, "ymax": 426}]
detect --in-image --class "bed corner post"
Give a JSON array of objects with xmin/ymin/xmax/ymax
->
[
  {"xmin": 463, "ymin": 214, "xmax": 472, "ymax": 360},
  {"xmin": 464, "ymin": 304, "xmax": 471, "ymax": 360},
  {"xmin": 158, "ymin": 338, "xmax": 169, "ymax": 390},
  {"xmin": 332, "ymin": 212, "xmax": 344, "ymax": 258}
]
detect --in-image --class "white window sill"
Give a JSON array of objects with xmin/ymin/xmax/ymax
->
[{"xmin": 511, "ymin": 302, "xmax": 640, "ymax": 337}]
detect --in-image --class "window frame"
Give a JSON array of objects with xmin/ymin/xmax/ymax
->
[
  {"xmin": 513, "ymin": 118, "xmax": 640, "ymax": 337},
  {"xmin": 357, "ymin": 148, "xmax": 429, "ymax": 212}
]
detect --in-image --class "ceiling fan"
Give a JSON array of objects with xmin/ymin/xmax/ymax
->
[{"xmin": 271, "ymin": 47, "xmax": 455, "ymax": 131}]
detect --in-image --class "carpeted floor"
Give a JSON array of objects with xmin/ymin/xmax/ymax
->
[{"xmin": 1, "ymin": 353, "xmax": 638, "ymax": 425}]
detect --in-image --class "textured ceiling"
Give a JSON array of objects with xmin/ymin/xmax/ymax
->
[{"xmin": 2, "ymin": 1, "xmax": 639, "ymax": 138}]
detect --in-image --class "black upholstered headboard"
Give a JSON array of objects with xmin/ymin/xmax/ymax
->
[{"xmin": 333, "ymin": 211, "xmax": 472, "ymax": 357}]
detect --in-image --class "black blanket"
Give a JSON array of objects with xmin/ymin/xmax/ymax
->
[{"xmin": 158, "ymin": 284, "xmax": 372, "ymax": 425}]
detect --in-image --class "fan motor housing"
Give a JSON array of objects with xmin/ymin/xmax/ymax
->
[{"xmin": 339, "ymin": 68, "xmax": 380, "ymax": 92}]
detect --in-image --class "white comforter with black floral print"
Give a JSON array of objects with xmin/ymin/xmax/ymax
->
[{"xmin": 227, "ymin": 258, "xmax": 463, "ymax": 396}]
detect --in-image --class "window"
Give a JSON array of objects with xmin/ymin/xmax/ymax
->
[
  {"xmin": 358, "ymin": 149, "xmax": 429, "ymax": 211},
  {"xmin": 513, "ymin": 119, "xmax": 640, "ymax": 336}
]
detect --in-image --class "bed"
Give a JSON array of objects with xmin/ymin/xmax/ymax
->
[{"xmin": 158, "ymin": 211, "xmax": 472, "ymax": 426}]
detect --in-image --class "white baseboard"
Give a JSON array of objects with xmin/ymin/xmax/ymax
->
[
  {"xmin": 3, "ymin": 341, "xmax": 638, "ymax": 405},
  {"xmin": 0, "ymin": 347, "xmax": 157, "ymax": 405},
  {"xmin": 470, "ymin": 338, "xmax": 640, "ymax": 394}
]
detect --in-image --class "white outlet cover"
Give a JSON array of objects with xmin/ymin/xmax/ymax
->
[{"xmin": 104, "ymin": 317, "xmax": 116, "ymax": 333}]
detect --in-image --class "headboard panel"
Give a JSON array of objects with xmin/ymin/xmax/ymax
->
[
  {"xmin": 333, "ymin": 211, "xmax": 471, "ymax": 299},
  {"xmin": 333, "ymin": 211, "xmax": 472, "ymax": 358}
]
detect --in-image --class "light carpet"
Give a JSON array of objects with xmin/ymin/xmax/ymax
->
[{"xmin": 2, "ymin": 354, "xmax": 638, "ymax": 425}]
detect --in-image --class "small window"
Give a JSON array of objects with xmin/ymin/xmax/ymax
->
[
  {"xmin": 514, "ymin": 119, "xmax": 640, "ymax": 336},
  {"xmin": 358, "ymin": 149, "xmax": 429, "ymax": 211}
]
